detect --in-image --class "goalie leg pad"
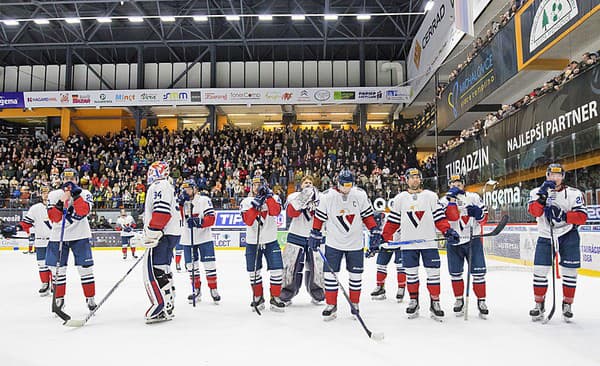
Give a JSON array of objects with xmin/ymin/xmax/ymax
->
[
  {"xmin": 280, "ymin": 242, "xmax": 305, "ymax": 302},
  {"xmin": 305, "ymin": 248, "xmax": 325, "ymax": 302}
]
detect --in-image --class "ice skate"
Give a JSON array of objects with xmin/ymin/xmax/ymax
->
[
  {"xmin": 322, "ymin": 304, "xmax": 337, "ymax": 321},
  {"xmin": 270, "ymin": 297, "xmax": 286, "ymax": 312},
  {"xmin": 86, "ymin": 297, "xmax": 97, "ymax": 311},
  {"xmin": 430, "ymin": 300, "xmax": 444, "ymax": 322},
  {"xmin": 453, "ymin": 297, "xmax": 464, "ymax": 316},
  {"xmin": 529, "ymin": 302, "xmax": 545, "ymax": 322},
  {"xmin": 396, "ymin": 287, "xmax": 405, "ymax": 303},
  {"xmin": 406, "ymin": 299, "xmax": 419, "ymax": 319},
  {"xmin": 478, "ymin": 299, "xmax": 489, "ymax": 319},
  {"xmin": 210, "ymin": 288, "xmax": 221, "ymax": 303},
  {"xmin": 370, "ymin": 285, "xmax": 386, "ymax": 300},
  {"xmin": 562, "ymin": 302, "xmax": 573, "ymax": 323},
  {"xmin": 187, "ymin": 288, "xmax": 201, "ymax": 304},
  {"xmin": 38, "ymin": 283, "xmax": 50, "ymax": 297},
  {"xmin": 251, "ymin": 296, "xmax": 265, "ymax": 312}
]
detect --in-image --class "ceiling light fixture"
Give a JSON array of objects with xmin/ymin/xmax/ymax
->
[
  {"xmin": 97, "ymin": 17, "xmax": 112, "ymax": 23},
  {"xmin": 258, "ymin": 14, "xmax": 273, "ymax": 21},
  {"xmin": 291, "ymin": 14, "xmax": 306, "ymax": 21},
  {"xmin": 193, "ymin": 15, "xmax": 209, "ymax": 21},
  {"xmin": 160, "ymin": 16, "xmax": 176, "ymax": 22},
  {"xmin": 324, "ymin": 14, "xmax": 338, "ymax": 21},
  {"xmin": 65, "ymin": 18, "xmax": 80, "ymax": 24},
  {"xmin": 33, "ymin": 19, "xmax": 50, "ymax": 25},
  {"xmin": 225, "ymin": 15, "xmax": 240, "ymax": 21},
  {"xmin": 356, "ymin": 14, "xmax": 371, "ymax": 20},
  {"xmin": 128, "ymin": 16, "xmax": 144, "ymax": 23}
]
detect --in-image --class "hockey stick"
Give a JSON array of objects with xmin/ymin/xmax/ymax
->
[
  {"xmin": 251, "ymin": 219, "xmax": 263, "ymax": 316},
  {"xmin": 542, "ymin": 220, "xmax": 558, "ymax": 325},
  {"xmin": 64, "ymin": 250, "xmax": 147, "ymax": 327},
  {"xmin": 317, "ymin": 247, "xmax": 384, "ymax": 341},
  {"xmin": 185, "ymin": 202, "xmax": 198, "ymax": 307},
  {"xmin": 383, "ymin": 214, "xmax": 509, "ymax": 249},
  {"xmin": 464, "ymin": 226, "xmax": 473, "ymax": 321},
  {"xmin": 52, "ymin": 209, "xmax": 71, "ymax": 322}
]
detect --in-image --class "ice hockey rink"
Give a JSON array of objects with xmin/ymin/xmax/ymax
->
[{"xmin": 1, "ymin": 249, "xmax": 598, "ymax": 366}]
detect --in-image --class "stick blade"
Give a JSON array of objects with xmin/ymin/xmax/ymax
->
[
  {"xmin": 64, "ymin": 319, "xmax": 86, "ymax": 327},
  {"xmin": 370, "ymin": 332, "xmax": 385, "ymax": 341}
]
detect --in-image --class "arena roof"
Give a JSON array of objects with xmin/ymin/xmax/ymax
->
[{"xmin": 0, "ymin": 0, "xmax": 428, "ymax": 66}]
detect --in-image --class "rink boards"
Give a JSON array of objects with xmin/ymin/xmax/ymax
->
[{"xmin": 2, "ymin": 224, "xmax": 600, "ymax": 276}]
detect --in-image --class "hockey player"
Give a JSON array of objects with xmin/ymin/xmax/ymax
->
[
  {"xmin": 178, "ymin": 180, "xmax": 220, "ymax": 304},
  {"xmin": 142, "ymin": 161, "xmax": 181, "ymax": 323},
  {"xmin": 46, "ymin": 169, "xmax": 97, "ymax": 312},
  {"xmin": 527, "ymin": 163, "xmax": 587, "ymax": 322},
  {"xmin": 116, "ymin": 208, "xmax": 137, "ymax": 259},
  {"xmin": 280, "ymin": 176, "xmax": 324, "ymax": 306},
  {"xmin": 369, "ymin": 212, "xmax": 406, "ymax": 302},
  {"xmin": 308, "ymin": 169, "xmax": 380, "ymax": 321},
  {"xmin": 20, "ymin": 186, "xmax": 52, "ymax": 296},
  {"xmin": 440, "ymin": 174, "xmax": 489, "ymax": 318},
  {"xmin": 240, "ymin": 174, "xmax": 286, "ymax": 312},
  {"xmin": 381, "ymin": 168, "xmax": 460, "ymax": 321}
]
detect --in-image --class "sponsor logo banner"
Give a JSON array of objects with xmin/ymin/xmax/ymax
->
[
  {"xmin": 0, "ymin": 92, "xmax": 25, "ymax": 108},
  {"xmin": 438, "ymin": 64, "xmax": 600, "ymax": 185},
  {"xmin": 214, "ymin": 210, "xmax": 287, "ymax": 229},
  {"xmin": 437, "ymin": 18, "xmax": 518, "ymax": 125},
  {"xmin": 23, "ymin": 87, "xmax": 411, "ymax": 108},
  {"xmin": 407, "ymin": 0, "xmax": 464, "ymax": 100},
  {"xmin": 516, "ymin": 0, "xmax": 600, "ymax": 70}
]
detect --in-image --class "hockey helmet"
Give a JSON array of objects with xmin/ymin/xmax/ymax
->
[
  {"xmin": 337, "ymin": 169, "xmax": 355, "ymax": 189},
  {"xmin": 147, "ymin": 161, "xmax": 170, "ymax": 185},
  {"xmin": 448, "ymin": 174, "xmax": 465, "ymax": 186},
  {"xmin": 404, "ymin": 168, "xmax": 422, "ymax": 180},
  {"xmin": 546, "ymin": 163, "xmax": 565, "ymax": 178},
  {"xmin": 60, "ymin": 168, "xmax": 79, "ymax": 182},
  {"xmin": 181, "ymin": 179, "xmax": 196, "ymax": 190},
  {"xmin": 251, "ymin": 173, "xmax": 266, "ymax": 186}
]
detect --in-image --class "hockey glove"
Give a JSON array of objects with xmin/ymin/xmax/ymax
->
[
  {"xmin": 124, "ymin": 226, "xmax": 133, "ymax": 233},
  {"xmin": 544, "ymin": 205, "xmax": 567, "ymax": 223},
  {"xmin": 251, "ymin": 195, "xmax": 266, "ymax": 210},
  {"xmin": 444, "ymin": 228, "xmax": 461, "ymax": 245},
  {"xmin": 62, "ymin": 182, "xmax": 82, "ymax": 197},
  {"xmin": 187, "ymin": 217, "xmax": 203, "ymax": 229},
  {"xmin": 537, "ymin": 180, "xmax": 556, "ymax": 200},
  {"xmin": 258, "ymin": 184, "xmax": 273, "ymax": 198},
  {"xmin": 307, "ymin": 229, "xmax": 323, "ymax": 251},
  {"xmin": 366, "ymin": 228, "xmax": 383, "ymax": 258},
  {"xmin": 143, "ymin": 228, "xmax": 163, "ymax": 248},
  {"xmin": 466, "ymin": 205, "xmax": 484, "ymax": 220},
  {"xmin": 446, "ymin": 187, "xmax": 465, "ymax": 200},
  {"xmin": 177, "ymin": 191, "xmax": 190, "ymax": 205}
]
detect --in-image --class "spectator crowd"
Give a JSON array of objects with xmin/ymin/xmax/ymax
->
[{"xmin": 0, "ymin": 124, "xmax": 431, "ymax": 210}]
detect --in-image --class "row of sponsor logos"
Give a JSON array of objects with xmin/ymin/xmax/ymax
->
[{"xmin": 1, "ymin": 87, "xmax": 411, "ymax": 108}]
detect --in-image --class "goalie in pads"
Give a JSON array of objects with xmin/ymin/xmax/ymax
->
[
  {"xmin": 280, "ymin": 176, "xmax": 325, "ymax": 306},
  {"xmin": 142, "ymin": 161, "xmax": 181, "ymax": 324}
]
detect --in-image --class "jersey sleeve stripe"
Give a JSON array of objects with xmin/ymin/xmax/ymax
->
[{"xmin": 315, "ymin": 209, "xmax": 328, "ymax": 221}]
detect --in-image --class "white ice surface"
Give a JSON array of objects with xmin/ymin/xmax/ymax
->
[{"xmin": 1, "ymin": 249, "xmax": 599, "ymax": 366}]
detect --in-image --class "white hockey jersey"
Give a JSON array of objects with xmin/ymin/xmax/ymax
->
[
  {"xmin": 314, "ymin": 187, "xmax": 374, "ymax": 251},
  {"xmin": 240, "ymin": 195, "xmax": 282, "ymax": 245},
  {"xmin": 116, "ymin": 215, "xmax": 136, "ymax": 237},
  {"xmin": 439, "ymin": 192, "xmax": 488, "ymax": 244},
  {"xmin": 529, "ymin": 186, "xmax": 586, "ymax": 239},
  {"xmin": 22, "ymin": 202, "xmax": 52, "ymax": 247},
  {"xmin": 286, "ymin": 191, "xmax": 320, "ymax": 238},
  {"xmin": 386, "ymin": 190, "xmax": 446, "ymax": 250},
  {"xmin": 179, "ymin": 195, "xmax": 215, "ymax": 245},
  {"xmin": 144, "ymin": 179, "xmax": 181, "ymax": 236},
  {"xmin": 47, "ymin": 189, "xmax": 93, "ymax": 242}
]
